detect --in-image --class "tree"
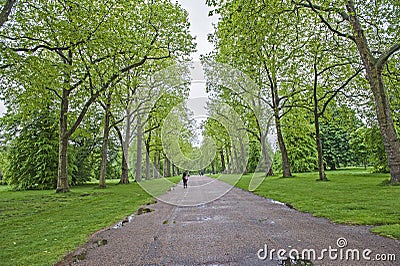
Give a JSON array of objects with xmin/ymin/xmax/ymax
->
[
  {"xmin": 0, "ymin": 91, "xmax": 59, "ymax": 190},
  {"xmin": 320, "ymin": 106, "xmax": 361, "ymax": 170},
  {"xmin": 0, "ymin": 0, "xmax": 194, "ymax": 192},
  {"xmin": 349, "ymin": 127, "xmax": 369, "ymax": 169},
  {"xmin": 280, "ymin": 109, "xmax": 318, "ymax": 173},
  {"xmin": 207, "ymin": 0, "xmax": 298, "ymax": 177},
  {"xmin": 294, "ymin": 0, "xmax": 400, "ymax": 183}
]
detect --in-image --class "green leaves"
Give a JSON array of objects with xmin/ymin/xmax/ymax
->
[
  {"xmin": 1, "ymin": 103, "xmax": 59, "ymax": 190},
  {"xmin": 0, "ymin": 0, "xmax": 195, "ymax": 190}
]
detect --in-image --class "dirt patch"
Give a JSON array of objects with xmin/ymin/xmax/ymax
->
[
  {"xmin": 136, "ymin": 207, "xmax": 154, "ymax": 215},
  {"xmin": 54, "ymin": 237, "xmax": 108, "ymax": 266}
]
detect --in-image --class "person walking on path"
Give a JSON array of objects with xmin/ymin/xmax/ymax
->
[{"xmin": 182, "ymin": 171, "xmax": 189, "ymax": 189}]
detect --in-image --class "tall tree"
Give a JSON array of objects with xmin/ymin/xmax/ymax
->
[
  {"xmin": 0, "ymin": 0, "xmax": 194, "ymax": 192},
  {"xmin": 207, "ymin": 0, "xmax": 305, "ymax": 177},
  {"xmin": 294, "ymin": 0, "xmax": 400, "ymax": 183}
]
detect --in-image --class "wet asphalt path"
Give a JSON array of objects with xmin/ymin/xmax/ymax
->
[{"xmin": 61, "ymin": 175, "xmax": 399, "ymax": 266}]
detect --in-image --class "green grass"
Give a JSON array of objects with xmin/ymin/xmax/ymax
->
[
  {"xmin": 212, "ymin": 168, "xmax": 400, "ymax": 239},
  {"xmin": 0, "ymin": 176, "xmax": 180, "ymax": 266}
]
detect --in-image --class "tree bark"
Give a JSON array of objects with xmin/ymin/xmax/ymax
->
[
  {"xmin": 153, "ymin": 151, "xmax": 161, "ymax": 178},
  {"xmin": 275, "ymin": 114, "xmax": 292, "ymax": 177},
  {"xmin": 172, "ymin": 164, "xmax": 176, "ymax": 176},
  {"xmin": 145, "ymin": 143, "xmax": 151, "ymax": 180},
  {"xmin": 56, "ymin": 89, "xmax": 70, "ymax": 193},
  {"xmin": 260, "ymin": 133, "xmax": 273, "ymax": 176},
  {"xmin": 120, "ymin": 107, "xmax": 132, "ymax": 184},
  {"xmin": 99, "ymin": 100, "xmax": 111, "ymax": 188},
  {"xmin": 346, "ymin": 1, "xmax": 400, "ymax": 183},
  {"xmin": 269, "ymin": 68, "xmax": 292, "ymax": 177},
  {"xmin": 312, "ymin": 63, "xmax": 327, "ymax": 181},
  {"xmin": 120, "ymin": 148, "xmax": 129, "ymax": 183},
  {"xmin": 226, "ymin": 147, "xmax": 231, "ymax": 174},
  {"xmin": 145, "ymin": 131, "xmax": 151, "ymax": 180},
  {"xmin": 0, "ymin": 0, "xmax": 16, "ymax": 28},
  {"xmin": 164, "ymin": 157, "xmax": 171, "ymax": 177},
  {"xmin": 314, "ymin": 116, "xmax": 326, "ymax": 180},
  {"xmin": 220, "ymin": 150, "xmax": 226, "ymax": 173},
  {"xmin": 233, "ymin": 144, "xmax": 240, "ymax": 174},
  {"xmin": 135, "ymin": 114, "xmax": 143, "ymax": 182},
  {"xmin": 239, "ymin": 139, "xmax": 248, "ymax": 175}
]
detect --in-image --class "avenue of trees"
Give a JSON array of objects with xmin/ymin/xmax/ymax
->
[
  {"xmin": 203, "ymin": 0, "xmax": 400, "ymax": 183},
  {"xmin": 0, "ymin": 0, "xmax": 399, "ymax": 192},
  {"xmin": 0, "ymin": 0, "xmax": 196, "ymax": 191}
]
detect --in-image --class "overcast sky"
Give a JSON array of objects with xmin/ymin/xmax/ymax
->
[
  {"xmin": 177, "ymin": 0, "xmax": 218, "ymax": 61},
  {"xmin": 176, "ymin": 0, "xmax": 219, "ymax": 145},
  {"xmin": 178, "ymin": 0, "xmax": 218, "ymax": 100}
]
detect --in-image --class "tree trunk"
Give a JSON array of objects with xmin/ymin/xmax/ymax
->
[
  {"xmin": 153, "ymin": 151, "xmax": 161, "ymax": 178},
  {"xmin": 260, "ymin": 134, "xmax": 273, "ymax": 176},
  {"xmin": 0, "ymin": 0, "xmax": 17, "ymax": 28},
  {"xmin": 145, "ymin": 143, "xmax": 151, "ymax": 180},
  {"xmin": 56, "ymin": 89, "xmax": 70, "ymax": 193},
  {"xmin": 172, "ymin": 164, "xmax": 176, "ymax": 176},
  {"xmin": 313, "ymin": 73, "xmax": 327, "ymax": 181},
  {"xmin": 315, "ymin": 117, "xmax": 326, "ymax": 181},
  {"xmin": 164, "ymin": 157, "xmax": 171, "ymax": 177},
  {"xmin": 135, "ymin": 114, "xmax": 143, "ymax": 182},
  {"xmin": 346, "ymin": 1, "xmax": 400, "ymax": 183},
  {"xmin": 211, "ymin": 160, "xmax": 215, "ymax": 174},
  {"xmin": 226, "ymin": 147, "xmax": 231, "ymax": 174},
  {"xmin": 220, "ymin": 150, "xmax": 226, "ymax": 173},
  {"xmin": 120, "ymin": 107, "xmax": 132, "ymax": 184},
  {"xmin": 233, "ymin": 144, "xmax": 240, "ymax": 174},
  {"xmin": 145, "ymin": 132, "xmax": 151, "ymax": 180},
  {"xmin": 270, "ymin": 70, "xmax": 292, "ymax": 177},
  {"xmin": 369, "ymin": 72, "xmax": 400, "ymax": 183},
  {"xmin": 153, "ymin": 152, "xmax": 158, "ymax": 178},
  {"xmin": 99, "ymin": 101, "xmax": 111, "ymax": 188},
  {"xmin": 120, "ymin": 148, "xmax": 129, "ymax": 184},
  {"xmin": 275, "ymin": 115, "xmax": 292, "ymax": 177},
  {"xmin": 239, "ymin": 139, "xmax": 248, "ymax": 175}
]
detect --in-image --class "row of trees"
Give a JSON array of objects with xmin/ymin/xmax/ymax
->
[
  {"xmin": 0, "ymin": 1, "xmax": 196, "ymax": 191},
  {"xmin": 203, "ymin": 0, "xmax": 400, "ymax": 183}
]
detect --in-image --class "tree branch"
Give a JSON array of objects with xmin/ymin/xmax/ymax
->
[
  {"xmin": 0, "ymin": 0, "xmax": 16, "ymax": 28},
  {"xmin": 295, "ymin": 0, "xmax": 355, "ymax": 42},
  {"xmin": 318, "ymin": 67, "xmax": 363, "ymax": 117},
  {"xmin": 376, "ymin": 43, "xmax": 400, "ymax": 70}
]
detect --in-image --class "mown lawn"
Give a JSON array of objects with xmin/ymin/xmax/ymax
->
[
  {"xmin": 212, "ymin": 168, "xmax": 400, "ymax": 239},
  {"xmin": 0, "ymin": 176, "xmax": 181, "ymax": 266}
]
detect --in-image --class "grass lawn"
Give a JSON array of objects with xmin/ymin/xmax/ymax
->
[
  {"xmin": 0, "ymin": 176, "xmax": 181, "ymax": 266},
  {"xmin": 212, "ymin": 168, "xmax": 400, "ymax": 239}
]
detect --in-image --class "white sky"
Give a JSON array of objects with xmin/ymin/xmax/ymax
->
[
  {"xmin": 177, "ymin": 0, "xmax": 217, "ymax": 62},
  {"xmin": 176, "ymin": 0, "xmax": 219, "ymax": 146},
  {"xmin": 177, "ymin": 0, "xmax": 218, "ymax": 100}
]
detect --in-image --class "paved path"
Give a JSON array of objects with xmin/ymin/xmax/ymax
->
[{"xmin": 59, "ymin": 176, "xmax": 399, "ymax": 265}]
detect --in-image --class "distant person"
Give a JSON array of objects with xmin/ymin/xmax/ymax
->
[{"xmin": 182, "ymin": 171, "xmax": 188, "ymax": 189}]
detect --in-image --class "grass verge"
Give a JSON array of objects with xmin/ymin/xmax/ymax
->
[
  {"xmin": 212, "ymin": 168, "xmax": 400, "ymax": 239},
  {"xmin": 0, "ymin": 176, "xmax": 180, "ymax": 266}
]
